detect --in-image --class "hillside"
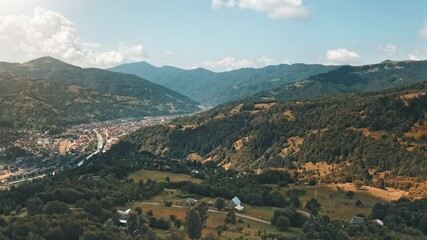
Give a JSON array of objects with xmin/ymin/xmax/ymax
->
[
  {"xmin": 109, "ymin": 62, "xmax": 336, "ymax": 105},
  {"xmin": 249, "ymin": 60, "xmax": 427, "ymax": 102},
  {"xmin": 119, "ymin": 81, "xmax": 427, "ymax": 196},
  {"xmin": 0, "ymin": 57, "xmax": 200, "ymax": 130}
]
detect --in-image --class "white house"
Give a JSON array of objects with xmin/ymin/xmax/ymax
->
[{"xmin": 228, "ymin": 196, "xmax": 244, "ymax": 211}]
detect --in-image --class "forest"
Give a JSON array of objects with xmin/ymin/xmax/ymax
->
[{"xmin": 121, "ymin": 81, "xmax": 427, "ymax": 197}]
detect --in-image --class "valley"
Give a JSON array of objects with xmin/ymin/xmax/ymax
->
[
  {"xmin": 0, "ymin": 57, "xmax": 426, "ymax": 239},
  {"xmin": 1, "ymin": 2, "xmax": 427, "ymax": 239}
]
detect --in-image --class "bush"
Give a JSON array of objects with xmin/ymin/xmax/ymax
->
[
  {"xmin": 308, "ymin": 179, "xmax": 317, "ymax": 186},
  {"xmin": 346, "ymin": 191, "xmax": 355, "ymax": 199}
]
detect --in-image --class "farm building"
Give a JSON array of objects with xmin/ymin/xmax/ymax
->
[{"xmin": 228, "ymin": 196, "xmax": 244, "ymax": 211}]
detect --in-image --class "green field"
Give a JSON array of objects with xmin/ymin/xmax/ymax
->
[
  {"xmin": 283, "ymin": 184, "xmax": 385, "ymax": 220},
  {"xmin": 128, "ymin": 169, "xmax": 202, "ymax": 184},
  {"xmin": 121, "ymin": 203, "xmax": 301, "ymax": 239},
  {"xmin": 244, "ymin": 205, "xmax": 276, "ymax": 221}
]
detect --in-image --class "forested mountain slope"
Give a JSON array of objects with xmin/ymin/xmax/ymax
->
[
  {"xmin": 0, "ymin": 57, "xmax": 200, "ymax": 130},
  {"xmin": 119, "ymin": 81, "xmax": 427, "ymax": 195}
]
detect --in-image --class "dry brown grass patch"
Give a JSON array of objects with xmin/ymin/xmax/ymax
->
[
  {"xmin": 222, "ymin": 162, "xmax": 232, "ymax": 170},
  {"xmin": 214, "ymin": 113, "xmax": 226, "ymax": 119},
  {"xmin": 302, "ymin": 162, "xmax": 337, "ymax": 177},
  {"xmin": 328, "ymin": 183, "xmax": 408, "ymax": 202},
  {"xmin": 400, "ymin": 92, "xmax": 426, "ymax": 106},
  {"xmin": 283, "ymin": 110, "xmax": 296, "ymax": 121},
  {"xmin": 230, "ymin": 103, "xmax": 243, "ymax": 114},
  {"xmin": 233, "ymin": 136, "xmax": 252, "ymax": 152},
  {"xmin": 349, "ymin": 127, "xmax": 386, "ymax": 140},
  {"xmin": 404, "ymin": 121, "xmax": 427, "ymax": 140},
  {"xmin": 187, "ymin": 153, "xmax": 202, "ymax": 161},
  {"xmin": 280, "ymin": 136, "xmax": 304, "ymax": 158}
]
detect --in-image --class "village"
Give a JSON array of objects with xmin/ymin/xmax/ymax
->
[{"xmin": 0, "ymin": 114, "xmax": 186, "ymax": 189}]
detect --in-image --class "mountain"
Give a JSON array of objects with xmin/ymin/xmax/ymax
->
[
  {"xmin": 117, "ymin": 81, "xmax": 427, "ymax": 196},
  {"xmin": 108, "ymin": 62, "xmax": 336, "ymax": 105},
  {"xmin": 0, "ymin": 57, "xmax": 200, "ymax": 130},
  {"xmin": 248, "ymin": 60, "xmax": 427, "ymax": 102}
]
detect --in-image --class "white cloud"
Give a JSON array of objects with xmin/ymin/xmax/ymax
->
[
  {"xmin": 0, "ymin": 7, "xmax": 146, "ymax": 68},
  {"xmin": 419, "ymin": 21, "xmax": 427, "ymax": 39},
  {"xmin": 379, "ymin": 43, "xmax": 397, "ymax": 55},
  {"xmin": 326, "ymin": 48, "xmax": 361, "ymax": 65},
  {"xmin": 212, "ymin": 0, "xmax": 235, "ymax": 8},
  {"xmin": 212, "ymin": 0, "xmax": 310, "ymax": 20},
  {"xmin": 195, "ymin": 56, "xmax": 284, "ymax": 72},
  {"xmin": 409, "ymin": 55, "xmax": 421, "ymax": 61},
  {"xmin": 164, "ymin": 50, "xmax": 173, "ymax": 56}
]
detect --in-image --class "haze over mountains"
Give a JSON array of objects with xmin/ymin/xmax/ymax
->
[
  {"xmin": 0, "ymin": 57, "xmax": 200, "ymax": 130},
  {"xmin": 109, "ymin": 61, "xmax": 336, "ymax": 105},
  {"xmin": 248, "ymin": 60, "xmax": 427, "ymax": 102}
]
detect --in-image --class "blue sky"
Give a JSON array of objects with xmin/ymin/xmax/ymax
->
[{"xmin": 1, "ymin": 0, "xmax": 427, "ymax": 71}]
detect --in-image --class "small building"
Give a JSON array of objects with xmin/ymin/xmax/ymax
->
[
  {"xmin": 118, "ymin": 209, "xmax": 132, "ymax": 224},
  {"xmin": 228, "ymin": 196, "xmax": 244, "ymax": 211},
  {"xmin": 371, "ymin": 219, "xmax": 384, "ymax": 226},
  {"xmin": 185, "ymin": 198, "xmax": 199, "ymax": 207},
  {"xmin": 350, "ymin": 216, "xmax": 364, "ymax": 224}
]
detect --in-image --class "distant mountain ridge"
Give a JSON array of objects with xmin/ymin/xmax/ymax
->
[
  {"xmin": 248, "ymin": 60, "xmax": 427, "ymax": 102},
  {"xmin": 0, "ymin": 57, "xmax": 200, "ymax": 130},
  {"xmin": 108, "ymin": 61, "xmax": 336, "ymax": 105}
]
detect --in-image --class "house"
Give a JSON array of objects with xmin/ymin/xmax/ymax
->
[
  {"xmin": 118, "ymin": 209, "xmax": 132, "ymax": 224},
  {"xmin": 350, "ymin": 216, "xmax": 364, "ymax": 224},
  {"xmin": 228, "ymin": 196, "xmax": 244, "ymax": 211},
  {"xmin": 185, "ymin": 198, "xmax": 199, "ymax": 207}
]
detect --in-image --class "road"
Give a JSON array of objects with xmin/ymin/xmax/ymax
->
[
  {"xmin": 136, "ymin": 202, "xmax": 272, "ymax": 225},
  {"xmin": 77, "ymin": 129, "xmax": 104, "ymax": 166},
  {"xmin": 93, "ymin": 129, "xmax": 104, "ymax": 153},
  {"xmin": 6, "ymin": 174, "xmax": 46, "ymax": 186}
]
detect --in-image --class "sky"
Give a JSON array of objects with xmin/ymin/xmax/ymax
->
[{"xmin": 0, "ymin": 0, "xmax": 427, "ymax": 72}]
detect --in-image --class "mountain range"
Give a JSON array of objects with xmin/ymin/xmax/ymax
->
[
  {"xmin": 108, "ymin": 62, "xmax": 336, "ymax": 105},
  {"xmin": 248, "ymin": 60, "xmax": 427, "ymax": 102},
  {"xmin": 0, "ymin": 57, "xmax": 200, "ymax": 130}
]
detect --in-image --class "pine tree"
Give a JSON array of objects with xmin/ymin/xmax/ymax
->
[{"xmin": 185, "ymin": 209, "xmax": 202, "ymax": 240}]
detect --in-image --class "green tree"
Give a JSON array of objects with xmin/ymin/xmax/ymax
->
[
  {"xmin": 305, "ymin": 198, "xmax": 321, "ymax": 215},
  {"xmin": 26, "ymin": 197, "xmax": 44, "ymax": 216},
  {"xmin": 214, "ymin": 198, "xmax": 225, "ymax": 211},
  {"xmin": 355, "ymin": 199, "xmax": 363, "ymax": 207},
  {"xmin": 175, "ymin": 219, "xmax": 183, "ymax": 229},
  {"xmin": 147, "ymin": 210, "xmax": 154, "ymax": 217},
  {"xmin": 185, "ymin": 209, "xmax": 202, "ymax": 240},
  {"xmin": 135, "ymin": 206, "xmax": 143, "ymax": 215},
  {"xmin": 216, "ymin": 226, "xmax": 222, "ymax": 236},
  {"xmin": 290, "ymin": 196, "xmax": 301, "ymax": 208},
  {"xmin": 195, "ymin": 202, "xmax": 209, "ymax": 226},
  {"xmin": 224, "ymin": 210, "xmax": 236, "ymax": 224},
  {"xmin": 276, "ymin": 216, "xmax": 290, "ymax": 231},
  {"xmin": 44, "ymin": 201, "xmax": 70, "ymax": 215}
]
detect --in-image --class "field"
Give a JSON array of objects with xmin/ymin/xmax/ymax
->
[
  {"xmin": 128, "ymin": 170, "xmax": 202, "ymax": 184},
  {"xmin": 283, "ymin": 184, "xmax": 389, "ymax": 220},
  {"xmin": 120, "ymin": 203, "xmax": 301, "ymax": 239},
  {"xmin": 243, "ymin": 205, "xmax": 276, "ymax": 221}
]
